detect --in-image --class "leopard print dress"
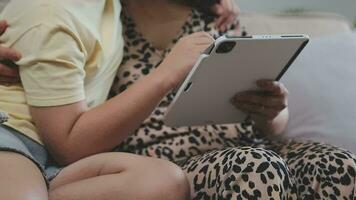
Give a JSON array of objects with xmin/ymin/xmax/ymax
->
[{"xmin": 111, "ymin": 9, "xmax": 356, "ymax": 200}]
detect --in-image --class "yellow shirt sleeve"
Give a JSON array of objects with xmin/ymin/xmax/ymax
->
[{"xmin": 14, "ymin": 23, "xmax": 87, "ymax": 107}]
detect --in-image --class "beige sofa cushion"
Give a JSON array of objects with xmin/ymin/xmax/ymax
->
[{"xmin": 240, "ymin": 12, "xmax": 352, "ymax": 38}]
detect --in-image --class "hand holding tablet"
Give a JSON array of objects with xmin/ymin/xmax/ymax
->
[
  {"xmin": 233, "ymin": 79, "xmax": 289, "ymax": 122},
  {"xmin": 164, "ymin": 34, "xmax": 309, "ymax": 127}
]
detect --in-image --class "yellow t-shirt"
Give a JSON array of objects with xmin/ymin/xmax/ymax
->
[{"xmin": 0, "ymin": 0, "xmax": 123, "ymax": 144}]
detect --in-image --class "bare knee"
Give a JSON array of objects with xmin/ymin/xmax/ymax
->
[
  {"xmin": 0, "ymin": 152, "xmax": 48, "ymax": 200},
  {"xmin": 49, "ymin": 153, "xmax": 189, "ymax": 200},
  {"xmin": 134, "ymin": 158, "xmax": 190, "ymax": 200}
]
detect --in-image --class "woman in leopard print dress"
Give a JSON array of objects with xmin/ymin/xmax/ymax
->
[{"xmin": 111, "ymin": 1, "xmax": 356, "ymax": 199}]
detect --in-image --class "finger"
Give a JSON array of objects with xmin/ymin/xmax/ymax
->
[
  {"xmin": 181, "ymin": 32, "xmax": 209, "ymax": 41},
  {"xmin": 194, "ymin": 37, "xmax": 215, "ymax": 45},
  {"xmin": 224, "ymin": 0, "xmax": 237, "ymax": 18},
  {"xmin": 215, "ymin": 13, "xmax": 224, "ymax": 27},
  {"xmin": 235, "ymin": 102, "xmax": 280, "ymax": 119},
  {"xmin": 234, "ymin": 19, "xmax": 241, "ymax": 33},
  {"xmin": 195, "ymin": 44, "xmax": 214, "ymax": 54},
  {"xmin": 248, "ymin": 113, "xmax": 270, "ymax": 123},
  {"xmin": 257, "ymin": 80, "xmax": 289, "ymax": 97},
  {"xmin": 0, "ymin": 20, "xmax": 8, "ymax": 35},
  {"xmin": 215, "ymin": 0, "xmax": 238, "ymax": 30},
  {"xmin": 234, "ymin": 92, "xmax": 288, "ymax": 110},
  {"xmin": 218, "ymin": 15, "xmax": 236, "ymax": 32},
  {"xmin": 229, "ymin": 0, "xmax": 241, "ymax": 16},
  {"xmin": 192, "ymin": 32, "xmax": 213, "ymax": 39},
  {"xmin": 233, "ymin": 4, "xmax": 241, "ymax": 17},
  {"xmin": 211, "ymin": 4, "xmax": 224, "ymax": 16},
  {"xmin": 215, "ymin": 13, "xmax": 230, "ymax": 30},
  {"xmin": 194, "ymin": 35, "xmax": 215, "ymax": 46},
  {"xmin": 222, "ymin": 0, "xmax": 231, "ymax": 11},
  {"xmin": 226, "ymin": 15, "xmax": 237, "ymax": 27},
  {"xmin": 0, "ymin": 63, "xmax": 20, "ymax": 77},
  {"xmin": 218, "ymin": 16, "xmax": 230, "ymax": 32},
  {"xmin": 0, "ymin": 46, "xmax": 21, "ymax": 61},
  {"xmin": 214, "ymin": 4, "xmax": 228, "ymax": 28}
]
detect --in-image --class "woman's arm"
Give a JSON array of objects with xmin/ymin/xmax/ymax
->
[
  {"xmin": 212, "ymin": 0, "xmax": 240, "ymax": 32},
  {"xmin": 232, "ymin": 80, "xmax": 290, "ymax": 135},
  {"xmin": 31, "ymin": 32, "xmax": 214, "ymax": 166}
]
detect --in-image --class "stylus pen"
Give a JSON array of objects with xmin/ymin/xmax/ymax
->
[{"xmin": 0, "ymin": 112, "xmax": 9, "ymax": 124}]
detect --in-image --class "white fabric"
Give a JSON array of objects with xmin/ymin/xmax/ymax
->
[
  {"xmin": 282, "ymin": 32, "xmax": 356, "ymax": 152},
  {"xmin": 240, "ymin": 12, "xmax": 352, "ymax": 38}
]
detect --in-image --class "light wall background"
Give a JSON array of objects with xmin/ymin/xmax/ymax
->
[
  {"xmin": 1, "ymin": 0, "xmax": 355, "ymax": 22},
  {"xmin": 237, "ymin": 0, "xmax": 356, "ymax": 24}
]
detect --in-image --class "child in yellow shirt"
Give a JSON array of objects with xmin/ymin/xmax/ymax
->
[{"xmin": 0, "ymin": 0, "xmax": 214, "ymax": 199}]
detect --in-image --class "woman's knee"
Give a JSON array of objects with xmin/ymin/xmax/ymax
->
[
  {"xmin": 183, "ymin": 148, "xmax": 294, "ymax": 199},
  {"xmin": 287, "ymin": 142, "xmax": 356, "ymax": 181},
  {"xmin": 285, "ymin": 142, "xmax": 356, "ymax": 199},
  {"xmin": 217, "ymin": 147, "xmax": 294, "ymax": 199},
  {"xmin": 232, "ymin": 147, "xmax": 292, "ymax": 185}
]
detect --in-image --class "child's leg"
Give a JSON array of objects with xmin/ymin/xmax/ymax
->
[
  {"xmin": 0, "ymin": 152, "xmax": 48, "ymax": 200},
  {"xmin": 49, "ymin": 152, "xmax": 190, "ymax": 200}
]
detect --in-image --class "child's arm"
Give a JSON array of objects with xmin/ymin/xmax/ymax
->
[{"xmin": 30, "ymin": 32, "xmax": 214, "ymax": 166}]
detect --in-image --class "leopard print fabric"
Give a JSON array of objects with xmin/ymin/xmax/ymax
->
[
  {"xmin": 112, "ymin": 9, "xmax": 245, "ymax": 164},
  {"xmin": 111, "ymin": 9, "xmax": 356, "ymax": 200}
]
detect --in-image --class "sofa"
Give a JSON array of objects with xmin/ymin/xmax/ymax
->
[
  {"xmin": 239, "ymin": 11, "xmax": 356, "ymax": 152},
  {"xmin": 1, "ymin": 5, "xmax": 356, "ymax": 152}
]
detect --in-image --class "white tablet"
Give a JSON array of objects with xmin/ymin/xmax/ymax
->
[{"xmin": 164, "ymin": 34, "xmax": 309, "ymax": 127}]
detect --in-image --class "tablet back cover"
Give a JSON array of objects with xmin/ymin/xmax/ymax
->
[{"xmin": 164, "ymin": 36, "xmax": 308, "ymax": 127}]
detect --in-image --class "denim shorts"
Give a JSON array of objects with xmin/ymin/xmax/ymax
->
[{"xmin": 0, "ymin": 125, "xmax": 61, "ymax": 186}]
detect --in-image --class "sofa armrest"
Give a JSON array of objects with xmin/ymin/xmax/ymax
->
[{"xmin": 240, "ymin": 12, "xmax": 352, "ymax": 38}]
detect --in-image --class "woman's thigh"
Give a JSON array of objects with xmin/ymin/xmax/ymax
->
[
  {"xmin": 271, "ymin": 140, "xmax": 356, "ymax": 199},
  {"xmin": 0, "ymin": 152, "xmax": 48, "ymax": 200},
  {"xmin": 50, "ymin": 152, "xmax": 190, "ymax": 200}
]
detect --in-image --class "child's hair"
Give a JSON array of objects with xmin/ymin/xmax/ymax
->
[{"xmin": 172, "ymin": 0, "xmax": 221, "ymax": 15}]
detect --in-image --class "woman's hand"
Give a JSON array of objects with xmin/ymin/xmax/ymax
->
[
  {"xmin": 211, "ymin": 0, "xmax": 240, "ymax": 32},
  {"xmin": 159, "ymin": 32, "xmax": 214, "ymax": 89},
  {"xmin": 0, "ymin": 20, "xmax": 21, "ymax": 85},
  {"xmin": 232, "ymin": 80, "xmax": 289, "ymax": 135}
]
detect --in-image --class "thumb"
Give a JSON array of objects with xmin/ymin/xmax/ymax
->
[{"xmin": 211, "ymin": 4, "xmax": 224, "ymax": 15}]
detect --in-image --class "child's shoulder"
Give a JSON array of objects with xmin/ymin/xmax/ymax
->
[
  {"xmin": 0, "ymin": 0, "xmax": 67, "ymax": 46},
  {"xmin": 1, "ymin": 0, "xmax": 64, "ymax": 24},
  {"xmin": 0, "ymin": 0, "xmax": 85, "ymax": 45}
]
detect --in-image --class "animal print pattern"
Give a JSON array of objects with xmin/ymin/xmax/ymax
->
[{"xmin": 111, "ymin": 9, "xmax": 356, "ymax": 199}]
